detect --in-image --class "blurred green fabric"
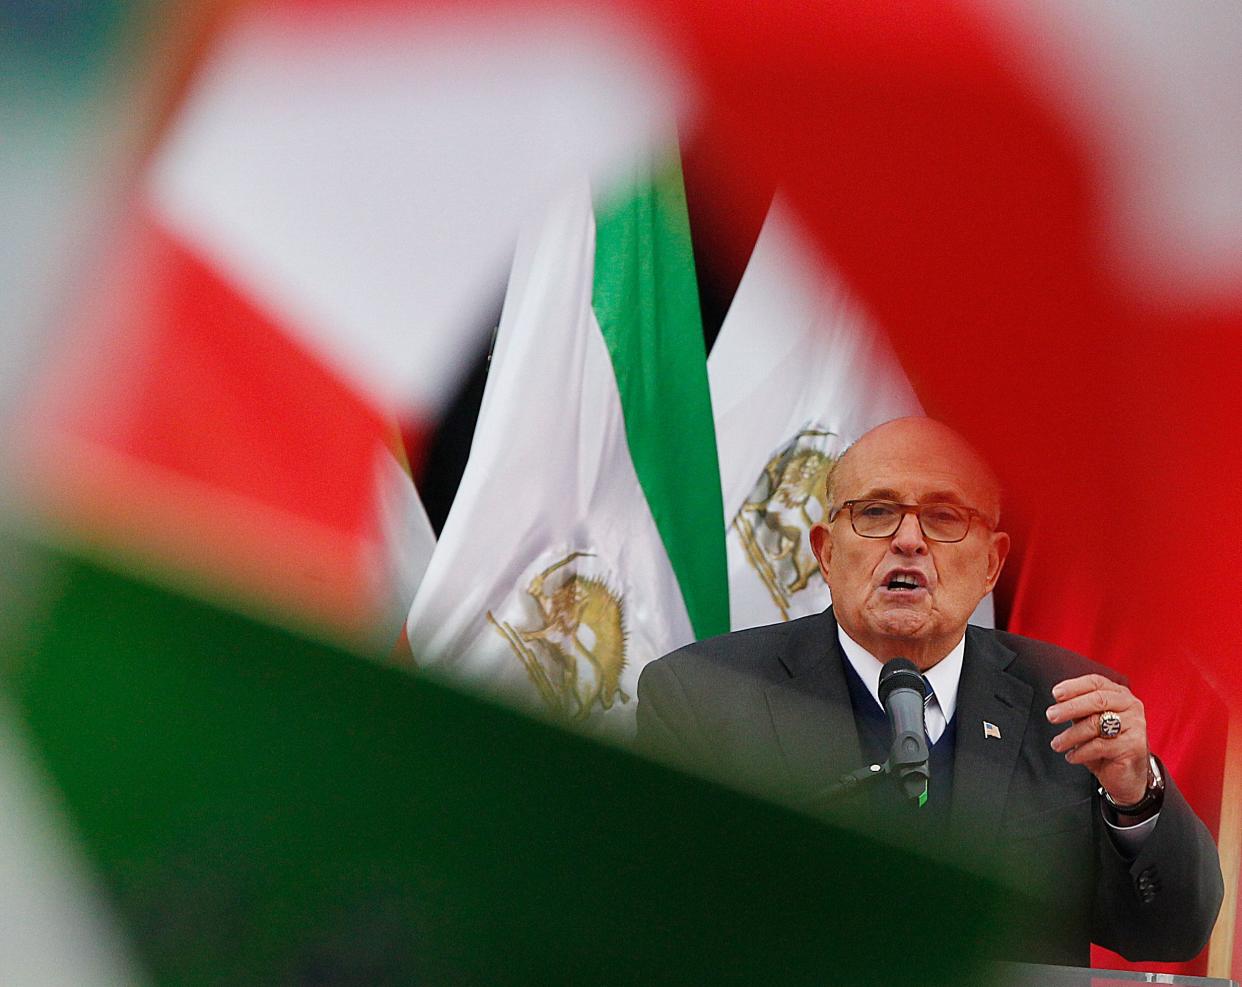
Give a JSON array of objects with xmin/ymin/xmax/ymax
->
[{"xmin": 0, "ymin": 545, "xmax": 1016, "ymax": 984}]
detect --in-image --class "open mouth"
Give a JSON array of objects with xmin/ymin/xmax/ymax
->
[{"xmin": 883, "ymin": 572, "xmax": 927, "ymax": 592}]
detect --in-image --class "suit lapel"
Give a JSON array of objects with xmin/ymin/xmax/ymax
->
[
  {"xmin": 763, "ymin": 609, "xmax": 864, "ymax": 801},
  {"xmin": 762, "ymin": 613, "xmax": 1038, "ymax": 841},
  {"xmin": 948, "ymin": 627, "xmax": 1034, "ymax": 855}
]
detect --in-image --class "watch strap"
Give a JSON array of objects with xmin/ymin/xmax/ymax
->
[{"xmin": 1100, "ymin": 753, "xmax": 1165, "ymax": 818}]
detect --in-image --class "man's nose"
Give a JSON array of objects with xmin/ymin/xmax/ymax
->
[{"xmin": 890, "ymin": 510, "xmax": 928, "ymax": 554}]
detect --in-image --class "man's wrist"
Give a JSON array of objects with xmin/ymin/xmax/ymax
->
[{"xmin": 1099, "ymin": 753, "xmax": 1165, "ymax": 823}]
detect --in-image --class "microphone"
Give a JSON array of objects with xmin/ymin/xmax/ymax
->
[{"xmin": 878, "ymin": 658, "xmax": 930, "ymax": 806}]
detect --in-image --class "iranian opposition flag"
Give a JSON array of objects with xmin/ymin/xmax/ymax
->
[
  {"xmin": 406, "ymin": 155, "xmax": 728, "ymax": 730},
  {"xmin": 708, "ymin": 198, "xmax": 994, "ymax": 631},
  {"xmin": 708, "ymin": 198, "xmax": 924, "ymax": 630}
]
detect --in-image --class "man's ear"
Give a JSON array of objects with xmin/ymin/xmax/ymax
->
[
  {"xmin": 984, "ymin": 530, "xmax": 1010, "ymax": 592},
  {"xmin": 810, "ymin": 521, "xmax": 833, "ymax": 581}
]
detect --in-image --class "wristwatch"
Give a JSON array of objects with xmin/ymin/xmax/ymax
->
[{"xmin": 1099, "ymin": 753, "xmax": 1165, "ymax": 819}]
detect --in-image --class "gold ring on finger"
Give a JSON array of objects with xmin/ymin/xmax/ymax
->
[{"xmin": 1098, "ymin": 710, "xmax": 1122, "ymax": 739}]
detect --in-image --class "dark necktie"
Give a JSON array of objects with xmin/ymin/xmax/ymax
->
[{"xmin": 924, "ymin": 684, "xmax": 945, "ymax": 745}]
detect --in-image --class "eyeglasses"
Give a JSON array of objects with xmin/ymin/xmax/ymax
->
[{"xmin": 827, "ymin": 499, "xmax": 992, "ymax": 543}]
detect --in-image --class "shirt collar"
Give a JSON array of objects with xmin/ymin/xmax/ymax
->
[{"xmin": 835, "ymin": 622, "xmax": 965, "ymax": 723}]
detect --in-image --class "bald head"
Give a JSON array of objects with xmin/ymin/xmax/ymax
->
[
  {"xmin": 811, "ymin": 416, "xmax": 1009, "ymax": 669},
  {"xmin": 828, "ymin": 418, "xmax": 1002, "ymax": 527}
]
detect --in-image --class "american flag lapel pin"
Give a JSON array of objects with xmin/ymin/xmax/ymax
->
[{"xmin": 983, "ymin": 721, "xmax": 1001, "ymax": 740}]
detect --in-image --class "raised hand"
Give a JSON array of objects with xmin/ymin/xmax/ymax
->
[{"xmin": 1046, "ymin": 673, "xmax": 1149, "ymax": 807}]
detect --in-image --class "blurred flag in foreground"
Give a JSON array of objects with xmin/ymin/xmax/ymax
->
[
  {"xmin": 15, "ymin": 0, "xmax": 685, "ymax": 647},
  {"xmin": 0, "ymin": 690, "xmax": 141, "ymax": 986},
  {"xmin": 0, "ymin": 542, "xmax": 1003, "ymax": 985},
  {"xmin": 408, "ymin": 154, "xmax": 728, "ymax": 730}
]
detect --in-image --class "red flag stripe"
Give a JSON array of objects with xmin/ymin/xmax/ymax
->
[{"xmin": 22, "ymin": 206, "xmax": 397, "ymax": 641}]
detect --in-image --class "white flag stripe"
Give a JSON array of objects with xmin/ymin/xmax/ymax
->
[
  {"xmin": 711, "ymin": 198, "xmax": 994, "ymax": 631},
  {"xmin": 0, "ymin": 697, "xmax": 141, "ymax": 986},
  {"xmin": 150, "ymin": 5, "xmax": 688, "ymax": 413},
  {"xmin": 372, "ymin": 446, "xmax": 437, "ymax": 651},
  {"xmin": 984, "ymin": 1, "xmax": 1242, "ymax": 303},
  {"xmin": 711, "ymin": 198, "xmax": 922, "ymax": 528},
  {"xmin": 710, "ymin": 199, "xmax": 921, "ymax": 630}
]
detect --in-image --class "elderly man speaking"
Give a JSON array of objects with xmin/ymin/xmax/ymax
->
[{"xmin": 637, "ymin": 417, "xmax": 1222, "ymax": 966}]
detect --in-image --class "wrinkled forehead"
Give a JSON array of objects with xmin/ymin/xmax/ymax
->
[{"xmin": 832, "ymin": 420, "xmax": 1001, "ymax": 514}]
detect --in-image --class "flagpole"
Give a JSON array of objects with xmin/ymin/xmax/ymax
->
[{"xmin": 1207, "ymin": 708, "xmax": 1242, "ymax": 979}]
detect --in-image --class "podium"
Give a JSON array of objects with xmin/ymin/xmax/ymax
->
[{"xmin": 998, "ymin": 963, "xmax": 1237, "ymax": 987}]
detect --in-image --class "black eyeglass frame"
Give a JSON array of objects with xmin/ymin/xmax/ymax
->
[{"xmin": 827, "ymin": 499, "xmax": 994, "ymax": 544}]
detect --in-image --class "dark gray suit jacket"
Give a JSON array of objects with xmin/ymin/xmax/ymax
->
[{"xmin": 636, "ymin": 608, "xmax": 1223, "ymax": 967}]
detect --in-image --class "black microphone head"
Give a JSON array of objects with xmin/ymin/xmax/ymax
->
[{"xmin": 878, "ymin": 657, "xmax": 924, "ymax": 705}]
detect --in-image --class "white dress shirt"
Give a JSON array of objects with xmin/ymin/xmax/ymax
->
[{"xmin": 836, "ymin": 624, "xmax": 959, "ymax": 744}]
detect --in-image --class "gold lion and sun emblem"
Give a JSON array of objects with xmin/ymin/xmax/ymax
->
[
  {"xmin": 487, "ymin": 552, "xmax": 628, "ymax": 722},
  {"xmin": 731, "ymin": 427, "xmax": 841, "ymax": 620}
]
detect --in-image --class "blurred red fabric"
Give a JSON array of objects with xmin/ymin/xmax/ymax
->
[{"xmin": 650, "ymin": 0, "xmax": 1242, "ymax": 976}]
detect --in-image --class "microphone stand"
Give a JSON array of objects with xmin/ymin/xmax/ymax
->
[
  {"xmin": 805, "ymin": 657, "xmax": 932, "ymax": 814},
  {"xmin": 804, "ymin": 753, "xmax": 930, "ymax": 814},
  {"xmin": 804, "ymin": 759, "xmax": 890, "ymax": 813}
]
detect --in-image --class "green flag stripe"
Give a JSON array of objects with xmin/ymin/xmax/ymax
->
[
  {"xmin": 5, "ymin": 547, "xmax": 1002, "ymax": 984},
  {"xmin": 591, "ymin": 154, "xmax": 729, "ymax": 640}
]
